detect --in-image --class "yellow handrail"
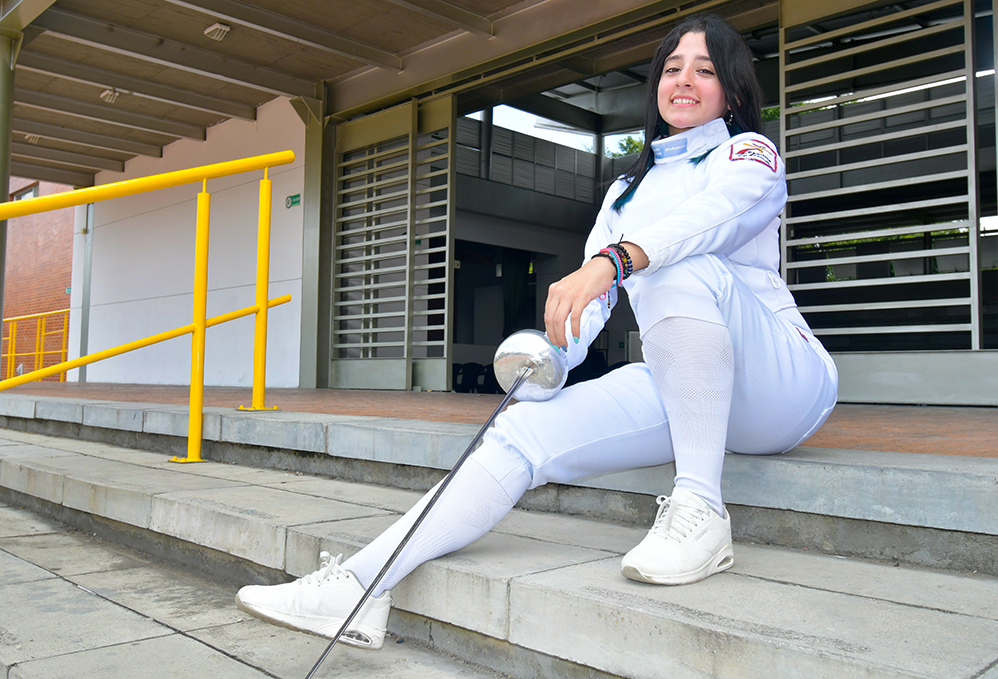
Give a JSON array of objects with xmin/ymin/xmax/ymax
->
[
  {"xmin": 4, "ymin": 308, "xmax": 71, "ymax": 322},
  {"xmin": 0, "ymin": 150, "xmax": 296, "ymax": 463},
  {"xmin": 2, "ymin": 309, "xmax": 70, "ymax": 381},
  {"xmin": 0, "ymin": 296, "xmax": 290, "ymax": 389},
  {"xmin": 0, "ymin": 151, "xmax": 295, "ymax": 221}
]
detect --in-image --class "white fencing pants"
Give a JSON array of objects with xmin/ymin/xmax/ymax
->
[{"xmin": 344, "ymin": 254, "xmax": 838, "ymax": 594}]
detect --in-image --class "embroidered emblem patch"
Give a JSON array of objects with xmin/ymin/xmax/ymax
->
[{"xmin": 729, "ymin": 139, "xmax": 778, "ymax": 172}]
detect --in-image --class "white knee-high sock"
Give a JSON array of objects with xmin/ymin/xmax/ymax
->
[
  {"xmin": 342, "ymin": 444, "xmax": 531, "ymax": 596},
  {"xmin": 641, "ymin": 316, "xmax": 734, "ymax": 515}
]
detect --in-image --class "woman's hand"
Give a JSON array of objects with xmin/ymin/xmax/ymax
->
[
  {"xmin": 543, "ymin": 242, "xmax": 649, "ymax": 349},
  {"xmin": 544, "ymin": 256, "xmax": 617, "ymax": 349}
]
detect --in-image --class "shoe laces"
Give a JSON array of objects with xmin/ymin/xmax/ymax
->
[
  {"xmin": 648, "ymin": 494, "xmax": 709, "ymax": 541},
  {"xmin": 298, "ymin": 551, "xmax": 351, "ymax": 586}
]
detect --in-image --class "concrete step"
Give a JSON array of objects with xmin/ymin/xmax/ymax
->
[
  {"xmin": 1, "ymin": 429, "xmax": 996, "ymax": 679},
  {"xmin": 0, "ymin": 499, "xmax": 507, "ymax": 679},
  {"xmin": 0, "ymin": 392, "xmax": 996, "ymax": 575}
]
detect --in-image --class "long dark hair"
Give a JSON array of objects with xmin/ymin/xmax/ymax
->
[{"xmin": 612, "ymin": 13, "xmax": 765, "ymax": 212}]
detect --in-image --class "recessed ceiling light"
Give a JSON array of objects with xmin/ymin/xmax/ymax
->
[{"xmin": 204, "ymin": 22, "xmax": 230, "ymax": 41}]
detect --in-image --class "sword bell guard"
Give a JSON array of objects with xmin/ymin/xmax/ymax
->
[{"xmin": 493, "ymin": 329, "xmax": 567, "ymax": 402}]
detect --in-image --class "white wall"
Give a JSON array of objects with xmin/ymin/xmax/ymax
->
[{"xmin": 68, "ymin": 98, "xmax": 306, "ymax": 387}]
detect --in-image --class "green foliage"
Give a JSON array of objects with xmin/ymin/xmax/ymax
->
[
  {"xmin": 606, "ymin": 135, "xmax": 645, "ymax": 158},
  {"xmin": 761, "ymin": 106, "xmax": 781, "ymax": 121}
]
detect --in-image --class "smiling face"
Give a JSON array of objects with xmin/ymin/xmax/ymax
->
[{"xmin": 657, "ymin": 31, "xmax": 729, "ymax": 136}]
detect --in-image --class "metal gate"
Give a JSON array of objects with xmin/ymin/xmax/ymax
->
[
  {"xmin": 780, "ymin": 0, "xmax": 982, "ymax": 351},
  {"xmin": 330, "ymin": 97, "xmax": 455, "ymax": 390}
]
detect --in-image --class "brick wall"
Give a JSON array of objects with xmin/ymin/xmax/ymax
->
[{"xmin": 3, "ymin": 177, "xmax": 75, "ymax": 378}]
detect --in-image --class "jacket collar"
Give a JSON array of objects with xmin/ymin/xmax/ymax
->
[{"xmin": 650, "ymin": 118, "xmax": 731, "ymax": 165}]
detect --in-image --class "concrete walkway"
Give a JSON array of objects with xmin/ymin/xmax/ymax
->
[
  {"xmin": 0, "ymin": 499, "xmax": 507, "ymax": 679},
  {"xmin": 1, "ymin": 429, "xmax": 997, "ymax": 679}
]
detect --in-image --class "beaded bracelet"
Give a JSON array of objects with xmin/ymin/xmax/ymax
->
[
  {"xmin": 601, "ymin": 247, "xmax": 624, "ymax": 287},
  {"xmin": 606, "ymin": 242, "xmax": 633, "ymax": 280}
]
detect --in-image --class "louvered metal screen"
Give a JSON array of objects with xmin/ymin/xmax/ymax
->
[
  {"xmin": 331, "ymin": 99, "xmax": 454, "ymax": 389},
  {"xmin": 780, "ymin": 0, "xmax": 981, "ymax": 351}
]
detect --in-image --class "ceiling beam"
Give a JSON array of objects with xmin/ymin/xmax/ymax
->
[
  {"xmin": 32, "ymin": 7, "xmax": 315, "ymax": 98},
  {"xmin": 160, "ymin": 0, "xmax": 401, "ymax": 71},
  {"xmin": 383, "ymin": 0, "xmax": 493, "ymax": 38},
  {"xmin": 17, "ymin": 51, "xmax": 257, "ymax": 121},
  {"xmin": 11, "ymin": 141, "xmax": 124, "ymax": 172},
  {"xmin": 16, "ymin": 89, "xmax": 205, "ymax": 140},
  {"xmin": 0, "ymin": 0, "xmax": 55, "ymax": 36},
  {"xmin": 10, "ymin": 160, "xmax": 94, "ymax": 187},
  {"xmin": 12, "ymin": 118, "xmax": 163, "ymax": 157},
  {"xmin": 508, "ymin": 92, "xmax": 603, "ymax": 132}
]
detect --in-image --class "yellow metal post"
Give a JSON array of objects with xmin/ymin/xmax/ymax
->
[
  {"xmin": 173, "ymin": 183, "xmax": 211, "ymax": 464},
  {"xmin": 36, "ymin": 316, "xmax": 46, "ymax": 375},
  {"xmin": 6, "ymin": 321, "xmax": 15, "ymax": 379},
  {"xmin": 60, "ymin": 311, "xmax": 69, "ymax": 380},
  {"xmin": 240, "ymin": 169, "xmax": 279, "ymax": 411}
]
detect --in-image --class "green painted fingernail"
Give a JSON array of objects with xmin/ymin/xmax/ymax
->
[{"xmin": 573, "ymin": 336, "xmax": 579, "ymax": 344}]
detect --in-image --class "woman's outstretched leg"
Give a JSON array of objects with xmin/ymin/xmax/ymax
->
[
  {"xmin": 235, "ymin": 442, "xmax": 531, "ymax": 650},
  {"xmin": 341, "ymin": 445, "xmax": 531, "ymax": 595}
]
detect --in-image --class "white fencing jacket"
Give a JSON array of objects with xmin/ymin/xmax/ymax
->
[{"xmin": 562, "ymin": 117, "xmax": 809, "ymax": 372}]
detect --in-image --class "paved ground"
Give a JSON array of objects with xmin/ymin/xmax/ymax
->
[
  {"xmin": 8, "ymin": 382, "xmax": 998, "ymax": 457},
  {"xmin": 0, "ymin": 500, "xmax": 507, "ymax": 679}
]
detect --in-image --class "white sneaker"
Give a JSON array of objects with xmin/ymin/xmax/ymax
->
[
  {"xmin": 621, "ymin": 488, "xmax": 734, "ymax": 585},
  {"xmin": 235, "ymin": 552, "xmax": 391, "ymax": 649}
]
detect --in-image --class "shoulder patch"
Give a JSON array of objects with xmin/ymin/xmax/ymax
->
[{"xmin": 729, "ymin": 138, "xmax": 778, "ymax": 172}]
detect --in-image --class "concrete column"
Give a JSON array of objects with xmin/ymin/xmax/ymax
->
[
  {"xmin": 480, "ymin": 107, "xmax": 493, "ymax": 180},
  {"xmin": 0, "ymin": 34, "xmax": 15, "ymax": 323},
  {"xmin": 298, "ymin": 104, "xmax": 324, "ymax": 388}
]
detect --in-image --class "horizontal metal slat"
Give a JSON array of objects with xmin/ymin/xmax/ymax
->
[
  {"xmin": 786, "ymin": 22, "xmax": 958, "ymax": 73},
  {"xmin": 783, "ymin": 0, "xmax": 962, "ymax": 51},
  {"xmin": 338, "ymin": 144, "xmax": 410, "ymax": 170},
  {"xmin": 336, "ymin": 233, "xmax": 409, "ymax": 251},
  {"xmin": 335, "ymin": 265, "xmax": 409, "ymax": 281},
  {"xmin": 786, "ymin": 69, "xmax": 966, "ymax": 115},
  {"xmin": 337, "ymin": 188, "xmax": 409, "ymax": 212},
  {"xmin": 785, "ymin": 94, "xmax": 966, "ymax": 139},
  {"xmin": 784, "ymin": 195, "xmax": 968, "ymax": 224},
  {"xmin": 788, "ymin": 170, "xmax": 968, "ymax": 203},
  {"xmin": 812, "ymin": 323, "xmax": 972, "ymax": 336},
  {"xmin": 335, "ymin": 204, "xmax": 408, "ymax": 224},
  {"xmin": 333, "ymin": 310, "xmax": 406, "ymax": 321},
  {"xmin": 333, "ymin": 295, "xmax": 406, "ymax": 307},
  {"xmin": 798, "ymin": 297, "xmax": 970, "ymax": 313},
  {"xmin": 417, "ymin": 137, "xmax": 450, "ymax": 152},
  {"xmin": 782, "ymin": 120, "xmax": 966, "ymax": 159},
  {"xmin": 338, "ymin": 159, "xmax": 410, "ymax": 184},
  {"xmin": 785, "ymin": 45, "xmax": 965, "ymax": 95},
  {"xmin": 336, "ymin": 173, "xmax": 408, "ymax": 198},
  {"xmin": 787, "ymin": 246, "xmax": 970, "ymax": 269},
  {"xmin": 786, "ymin": 221, "xmax": 971, "ymax": 247},
  {"xmin": 788, "ymin": 271, "xmax": 970, "ymax": 291},
  {"xmin": 413, "ymin": 293, "xmax": 448, "ymax": 302},
  {"xmin": 786, "ymin": 145, "xmax": 968, "ymax": 181},
  {"xmin": 331, "ymin": 341, "xmax": 406, "ymax": 349},
  {"xmin": 335, "ymin": 279, "xmax": 408, "ymax": 294},
  {"xmin": 414, "ymin": 169, "xmax": 450, "ymax": 184}
]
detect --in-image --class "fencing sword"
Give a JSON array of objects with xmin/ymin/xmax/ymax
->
[{"xmin": 305, "ymin": 329, "xmax": 567, "ymax": 678}]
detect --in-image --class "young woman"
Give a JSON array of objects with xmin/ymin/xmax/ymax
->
[{"xmin": 235, "ymin": 13, "xmax": 838, "ymax": 650}]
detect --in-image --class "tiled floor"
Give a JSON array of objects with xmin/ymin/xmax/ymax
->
[{"xmin": 6, "ymin": 381, "xmax": 997, "ymax": 458}]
